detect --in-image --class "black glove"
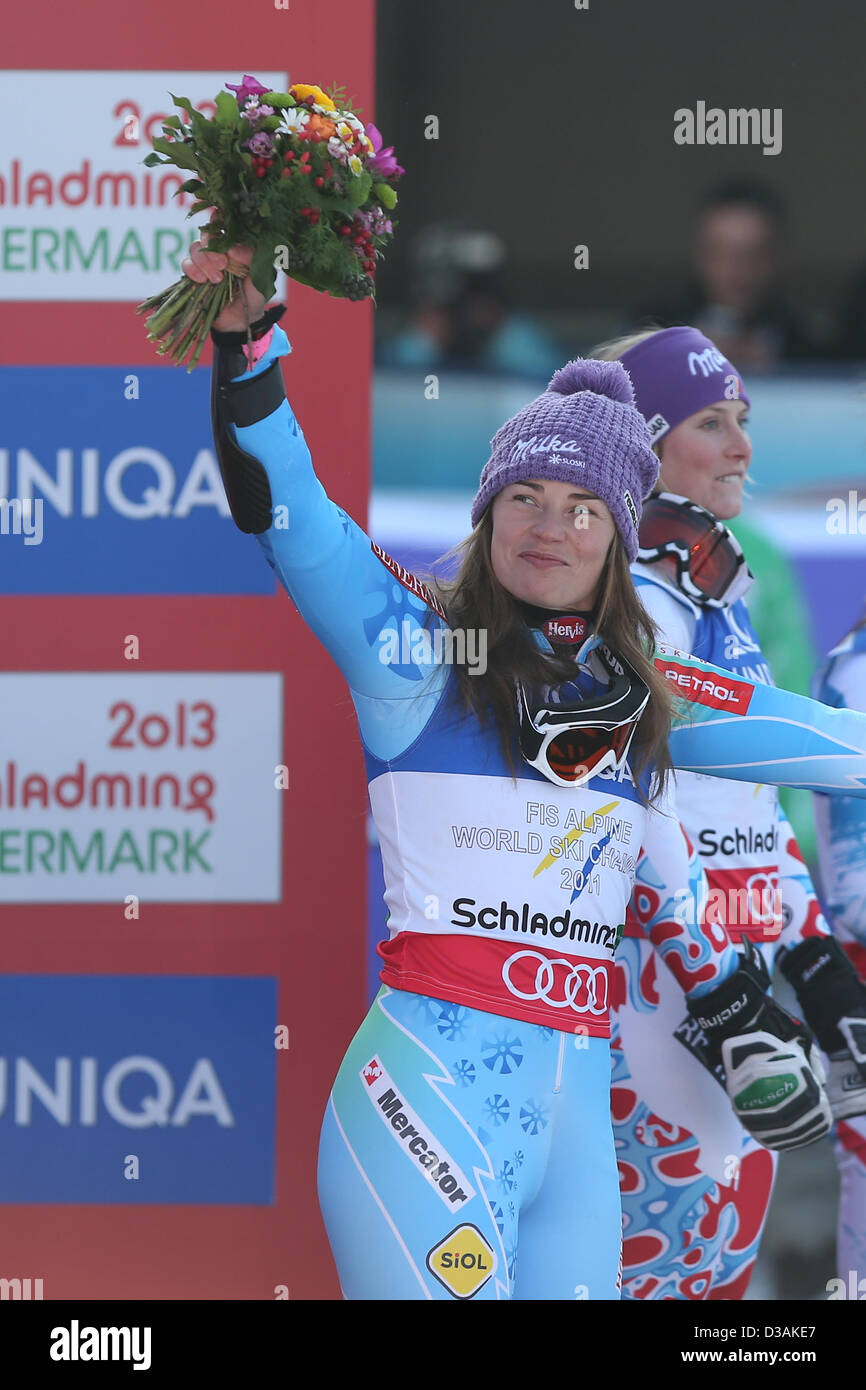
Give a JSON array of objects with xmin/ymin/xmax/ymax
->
[
  {"xmin": 780, "ymin": 934, "xmax": 866, "ymax": 1120},
  {"xmin": 675, "ymin": 939, "xmax": 832, "ymax": 1151},
  {"xmin": 210, "ymin": 306, "xmax": 287, "ymax": 535}
]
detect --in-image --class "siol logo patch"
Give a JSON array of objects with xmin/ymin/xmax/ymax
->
[{"xmin": 426, "ymin": 1224, "xmax": 497, "ymax": 1299}]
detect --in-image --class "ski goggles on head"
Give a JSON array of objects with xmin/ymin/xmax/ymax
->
[
  {"xmin": 637, "ymin": 492, "xmax": 753, "ymax": 609},
  {"xmin": 517, "ymin": 640, "xmax": 651, "ymax": 789}
]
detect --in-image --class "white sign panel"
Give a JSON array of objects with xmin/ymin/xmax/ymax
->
[
  {"xmin": 0, "ymin": 70, "xmax": 287, "ymax": 300},
  {"xmin": 0, "ymin": 673, "xmax": 283, "ymax": 901}
]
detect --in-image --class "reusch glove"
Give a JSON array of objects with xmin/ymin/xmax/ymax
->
[
  {"xmin": 779, "ymin": 934, "xmax": 866, "ymax": 1121},
  {"xmin": 674, "ymin": 939, "xmax": 832, "ymax": 1151}
]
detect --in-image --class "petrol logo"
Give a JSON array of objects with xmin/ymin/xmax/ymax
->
[{"xmin": 426, "ymin": 1224, "xmax": 497, "ymax": 1299}]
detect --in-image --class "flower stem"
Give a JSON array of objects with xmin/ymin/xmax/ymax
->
[{"xmin": 188, "ymin": 283, "xmax": 229, "ymax": 369}]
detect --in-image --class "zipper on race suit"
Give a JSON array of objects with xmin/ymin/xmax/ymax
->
[{"xmin": 553, "ymin": 1031, "xmax": 566, "ymax": 1093}]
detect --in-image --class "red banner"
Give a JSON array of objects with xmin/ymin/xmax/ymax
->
[{"xmin": 1, "ymin": 2, "xmax": 374, "ymax": 1300}]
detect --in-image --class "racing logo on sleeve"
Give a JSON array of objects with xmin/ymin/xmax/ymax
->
[
  {"xmin": 370, "ymin": 542, "xmax": 449, "ymax": 621},
  {"xmin": 654, "ymin": 658, "xmax": 754, "ymax": 715},
  {"xmin": 426, "ymin": 1224, "xmax": 497, "ymax": 1299}
]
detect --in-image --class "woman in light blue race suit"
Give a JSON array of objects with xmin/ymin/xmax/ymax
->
[{"xmin": 192, "ymin": 242, "xmax": 866, "ymax": 1300}]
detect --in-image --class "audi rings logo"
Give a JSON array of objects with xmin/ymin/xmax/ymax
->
[{"xmin": 501, "ymin": 951, "xmax": 609, "ymax": 1014}]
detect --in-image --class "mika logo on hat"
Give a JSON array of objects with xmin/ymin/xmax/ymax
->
[
  {"xmin": 687, "ymin": 344, "xmax": 728, "ymax": 377},
  {"xmin": 469, "ymin": 358, "xmax": 660, "ymax": 563},
  {"xmin": 619, "ymin": 326, "xmax": 751, "ymax": 452},
  {"xmin": 509, "ymin": 434, "xmax": 583, "ymax": 464}
]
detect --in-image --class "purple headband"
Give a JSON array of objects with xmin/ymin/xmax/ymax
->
[{"xmin": 618, "ymin": 326, "xmax": 750, "ymax": 443}]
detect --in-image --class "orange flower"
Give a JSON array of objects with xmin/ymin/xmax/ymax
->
[{"xmin": 306, "ymin": 113, "xmax": 338, "ymax": 139}]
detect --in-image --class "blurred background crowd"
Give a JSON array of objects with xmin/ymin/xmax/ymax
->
[
  {"xmin": 376, "ymin": 180, "xmax": 866, "ymax": 375},
  {"xmin": 360, "ymin": 0, "xmax": 866, "ymax": 1300}
]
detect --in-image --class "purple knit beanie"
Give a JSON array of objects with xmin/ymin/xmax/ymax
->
[
  {"xmin": 618, "ymin": 326, "xmax": 750, "ymax": 442},
  {"xmin": 470, "ymin": 359, "xmax": 660, "ymax": 562}
]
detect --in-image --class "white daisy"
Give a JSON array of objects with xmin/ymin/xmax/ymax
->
[{"xmin": 279, "ymin": 108, "xmax": 310, "ymax": 135}]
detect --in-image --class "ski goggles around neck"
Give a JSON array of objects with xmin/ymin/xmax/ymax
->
[
  {"xmin": 517, "ymin": 640, "xmax": 651, "ymax": 789},
  {"xmin": 637, "ymin": 492, "xmax": 753, "ymax": 608}
]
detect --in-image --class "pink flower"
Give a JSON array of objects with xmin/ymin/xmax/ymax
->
[
  {"xmin": 243, "ymin": 102, "xmax": 275, "ymax": 128},
  {"xmin": 246, "ymin": 132, "xmax": 275, "ymax": 155},
  {"xmin": 226, "ymin": 75, "xmax": 271, "ymax": 106},
  {"xmin": 365, "ymin": 122, "xmax": 404, "ymax": 178}
]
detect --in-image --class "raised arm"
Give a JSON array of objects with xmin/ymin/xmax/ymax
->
[{"xmin": 188, "ymin": 238, "xmax": 451, "ymax": 711}]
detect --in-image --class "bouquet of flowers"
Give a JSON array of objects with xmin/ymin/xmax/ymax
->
[{"xmin": 136, "ymin": 74, "xmax": 404, "ymax": 369}]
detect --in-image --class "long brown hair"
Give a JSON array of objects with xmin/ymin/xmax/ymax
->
[{"xmin": 417, "ymin": 511, "xmax": 674, "ymax": 802}]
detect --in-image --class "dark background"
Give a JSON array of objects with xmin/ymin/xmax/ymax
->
[
  {"xmin": 369, "ymin": 0, "xmax": 863, "ymax": 1302},
  {"xmin": 374, "ymin": 0, "xmax": 864, "ymax": 346}
]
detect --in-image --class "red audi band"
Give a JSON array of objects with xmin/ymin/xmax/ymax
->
[{"xmin": 378, "ymin": 931, "xmax": 614, "ymax": 1036}]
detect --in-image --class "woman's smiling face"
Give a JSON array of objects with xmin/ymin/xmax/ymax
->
[
  {"xmin": 489, "ymin": 478, "xmax": 616, "ymax": 611},
  {"xmin": 657, "ymin": 398, "xmax": 751, "ymax": 520}
]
